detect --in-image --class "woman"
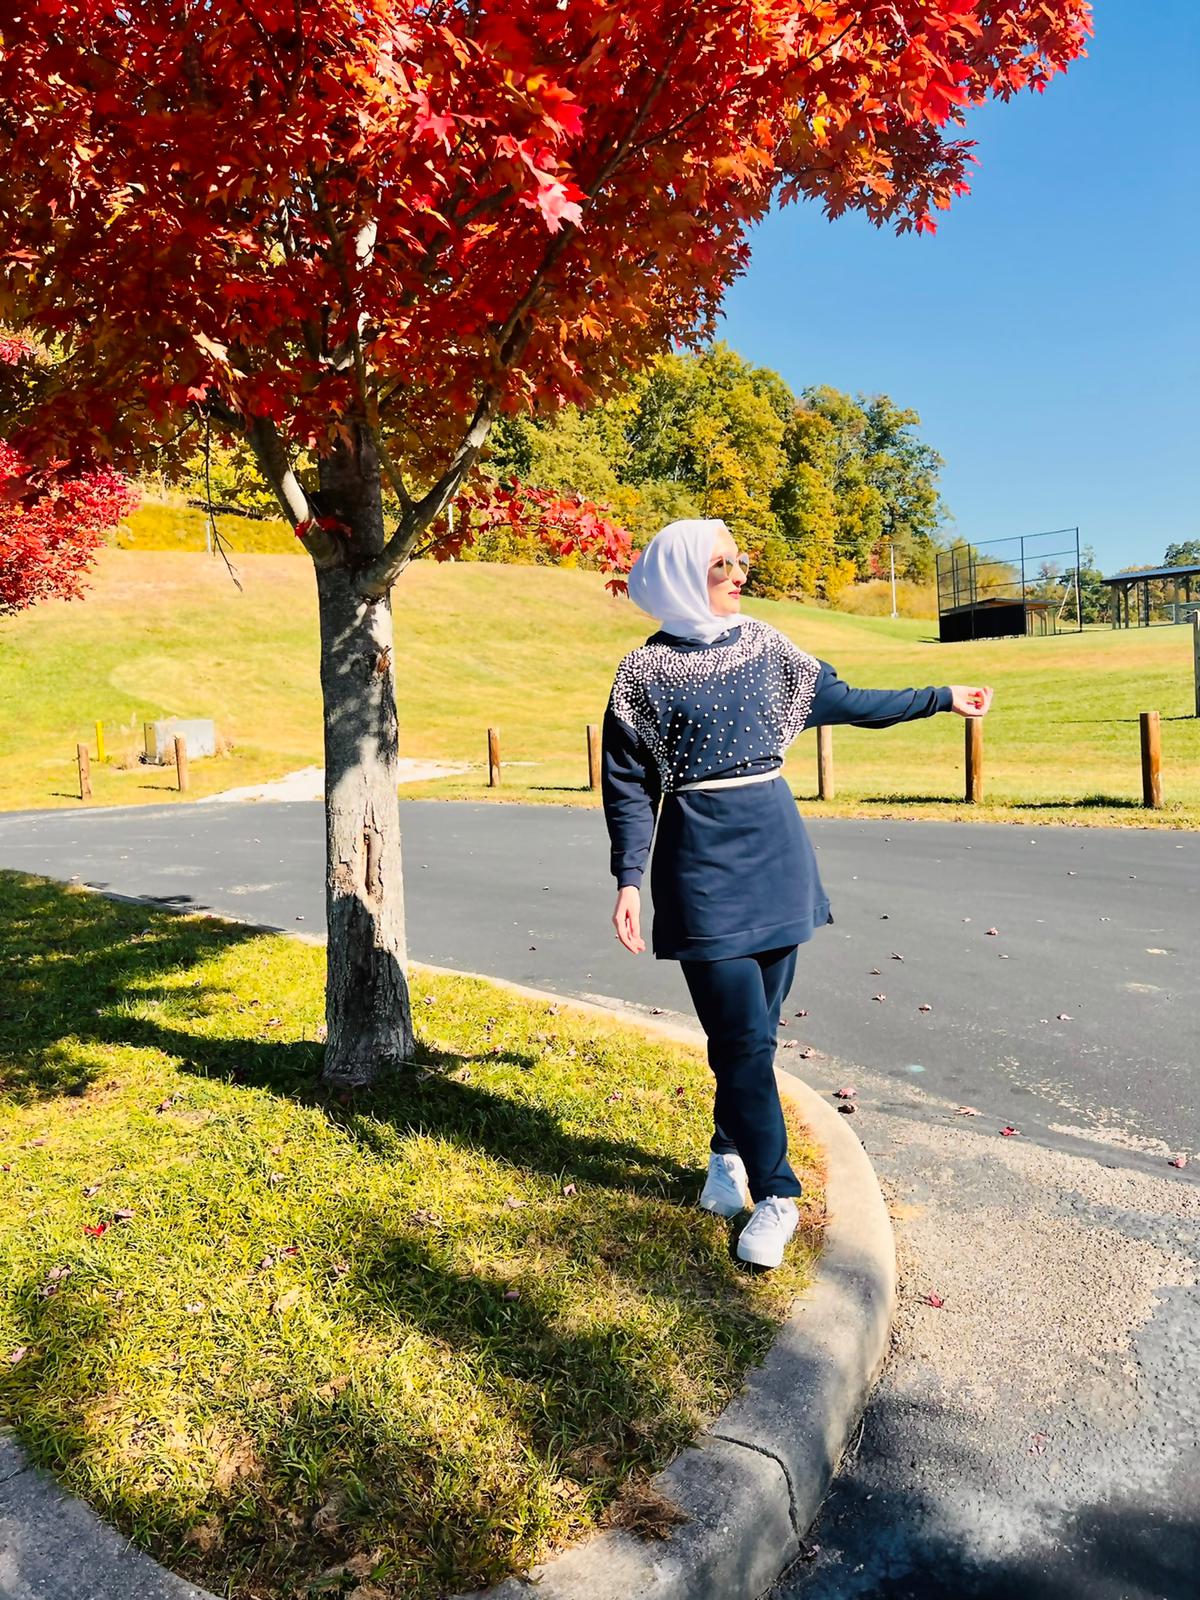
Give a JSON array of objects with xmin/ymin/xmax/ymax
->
[{"xmin": 601, "ymin": 518, "xmax": 992, "ymax": 1269}]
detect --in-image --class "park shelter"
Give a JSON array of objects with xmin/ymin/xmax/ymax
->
[
  {"xmin": 1100, "ymin": 564, "xmax": 1200, "ymax": 628},
  {"xmin": 936, "ymin": 529, "xmax": 1083, "ymax": 643}
]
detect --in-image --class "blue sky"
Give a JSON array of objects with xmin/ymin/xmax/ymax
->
[{"xmin": 717, "ymin": 0, "xmax": 1199, "ymax": 577}]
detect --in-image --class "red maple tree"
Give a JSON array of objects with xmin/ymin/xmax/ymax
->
[
  {"xmin": 0, "ymin": 337, "xmax": 138, "ymax": 614},
  {"xmin": 0, "ymin": 0, "xmax": 1092, "ymax": 1081}
]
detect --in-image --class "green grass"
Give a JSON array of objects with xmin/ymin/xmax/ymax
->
[
  {"xmin": 0, "ymin": 871, "xmax": 823, "ymax": 1600},
  {"xmin": 0, "ymin": 549, "xmax": 1197, "ymax": 825},
  {"xmin": 116, "ymin": 499, "xmax": 303, "ymax": 555}
]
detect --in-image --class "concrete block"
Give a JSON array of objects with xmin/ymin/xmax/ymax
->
[{"xmin": 143, "ymin": 719, "xmax": 216, "ymax": 765}]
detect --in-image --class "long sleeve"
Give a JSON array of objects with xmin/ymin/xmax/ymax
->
[
  {"xmin": 803, "ymin": 660, "xmax": 953, "ymax": 731},
  {"xmin": 601, "ymin": 700, "xmax": 662, "ymax": 891}
]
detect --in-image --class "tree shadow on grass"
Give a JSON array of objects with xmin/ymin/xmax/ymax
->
[
  {"xmin": 0, "ymin": 869, "xmax": 700, "ymax": 1197},
  {"xmin": 10, "ymin": 1210, "xmax": 740, "ymax": 1599},
  {"xmin": 1, "ymin": 870, "xmax": 787, "ymax": 1597},
  {"xmin": 834, "ymin": 793, "xmax": 1153, "ymax": 811}
]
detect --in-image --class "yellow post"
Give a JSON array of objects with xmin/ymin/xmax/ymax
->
[{"xmin": 95, "ymin": 720, "xmax": 106, "ymax": 764}]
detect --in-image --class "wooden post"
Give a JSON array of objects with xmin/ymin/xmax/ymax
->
[
  {"xmin": 816, "ymin": 725, "xmax": 833, "ymax": 800},
  {"xmin": 487, "ymin": 726, "xmax": 501, "ymax": 788},
  {"xmin": 77, "ymin": 743, "xmax": 91, "ymax": 801},
  {"xmin": 174, "ymin": 733, "xmax": 189, "ymax": 794},
  {"xmin": 1140, "ymin": 711, "xmax": 1162, "ymax": 809},
  {"xmin": 1193, "ymin": 611, "xmax": 1199, "ymax": 717},
  {"xmin": 586, "ymin": 723, "xmax": 601, "ymax": 790},
  {"xmin": 965, "ymin": 716, "xmax": 984, "ymax": 803},
  {"xmin": 95, "ymin": 720, "xmax": 106, "ymax": 764}
]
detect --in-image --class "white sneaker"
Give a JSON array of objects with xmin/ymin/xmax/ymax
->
[
  {"xmin": 698, "ymin": 1152, "xmax": 751, "ymax": 1218},
  {"xmin": 736, "ymin": 1196, "xmax": 799, "ymax": 1268}
]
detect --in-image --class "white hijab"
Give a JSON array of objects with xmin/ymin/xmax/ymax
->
[{"xmin": 625, "ymin": 518, "xmax": 738, "ymax": 644}]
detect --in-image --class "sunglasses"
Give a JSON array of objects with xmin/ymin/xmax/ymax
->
[{"xmin": 709, "ymin": 553, "xmax": 751, "ymax": 579}]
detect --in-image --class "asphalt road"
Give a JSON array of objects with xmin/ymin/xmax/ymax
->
[
  {"xmin": 1, "ymin": 798, "xmax": 1197, "ymax": 1598},
  {"xmin": 2, "ymin": 798, "xmax": 1195, "ymax": 1159}
]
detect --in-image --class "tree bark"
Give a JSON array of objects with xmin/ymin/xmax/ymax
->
[{"xmin": 315, "ymin": 427, "xmax": 415, "ymax": 1085}]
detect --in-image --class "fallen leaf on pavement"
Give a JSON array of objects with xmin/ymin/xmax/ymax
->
[
  {"xmin": 921, "ymin": 1292, "xmax": 945, "ymax": 1308},
  {"xmin": 1168, "ymin": 1156, "xmax": 1188, "ymax": 1169},
  {"xmin": 918, "ymin": 1003, "xmax": 932, "ymax": 1012},
  {"xmin": 986, "ymin": 927, "xmax": 999, "ymax": 936},
  {"xmin": 837, "ymin": 1102, "xmax": 858, "ymax": 1115},
  {"xmin": 957, "ymin": 1106, "xmax": 979, "ymax": 1116},
  {"xmin": 1000, "ymin": 1125, "xmax": 1019, "ymax": 1137},
  {"xmin": 833, "ymin": 1086, "xmax": 857, "ymax": 1098}
]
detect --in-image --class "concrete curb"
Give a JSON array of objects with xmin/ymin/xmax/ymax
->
[
  {"xmin": 426, "ymin": 970, "xmax": 897, "ymax": 1600},
  {"xmin": 0, "ymin": 920, "xmax": 895, "ymax": 1600}
]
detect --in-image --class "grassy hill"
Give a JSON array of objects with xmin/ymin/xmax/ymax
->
[{"xmin": 1, "ymin": 549, "xmax": 1197, "ymax": 826}]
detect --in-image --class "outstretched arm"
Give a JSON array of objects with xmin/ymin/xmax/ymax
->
[{"xmin": 802, "ymin": 659, "xmax": 954, "ymax": 730}]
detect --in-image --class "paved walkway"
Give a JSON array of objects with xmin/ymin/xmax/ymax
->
[{"xmin": 1, "ymin": 800, "xmax": 1196, "ymax": 1597}]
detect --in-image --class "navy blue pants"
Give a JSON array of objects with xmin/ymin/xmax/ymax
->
[{"xmin": 679, "ymin": 944, "xmax": 803, "ymax": 1204}]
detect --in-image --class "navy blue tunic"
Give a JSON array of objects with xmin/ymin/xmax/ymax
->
[{"xmin": 601, "ymin": 616, "xmax": 953, "ymax": 961}]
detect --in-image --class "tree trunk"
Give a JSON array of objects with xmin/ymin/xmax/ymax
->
[{"xmin": 315, "ymin": 428, "xmax": 415, "ymax": 1086}]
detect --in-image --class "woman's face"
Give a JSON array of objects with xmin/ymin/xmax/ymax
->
[{"xmin": 707, "ymin": 528, "xmax": 747, "ymax": 617}]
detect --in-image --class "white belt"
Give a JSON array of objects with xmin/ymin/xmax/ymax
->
[{"xmin": 674, "ymin": 769, "xmax": 782, "ymax": 793}]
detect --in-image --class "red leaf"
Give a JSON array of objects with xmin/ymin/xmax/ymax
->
[{"xmin": 1000, "ymin": 1125, "xmax": 1019, "ymax": 1137}]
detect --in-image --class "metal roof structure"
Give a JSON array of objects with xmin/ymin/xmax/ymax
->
[{"xmin": 1099, "ymin": 563, "xmax": 1200, "ymax": 585}]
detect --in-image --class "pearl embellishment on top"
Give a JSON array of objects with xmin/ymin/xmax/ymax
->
[{"xmin": 608, "ymin": 617, "xmax": 822, "ymax": 794}]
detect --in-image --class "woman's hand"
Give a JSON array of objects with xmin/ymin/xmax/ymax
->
[
  {"xmin": 613, "ymin": 886, "xmax": 645, "ymax": 954},
  {"xmin": 948, "ymin": 685, "xmax": 994, "ymax": 717}
]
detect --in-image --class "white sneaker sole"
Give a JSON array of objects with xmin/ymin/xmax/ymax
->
[
  {"xmin": 736, "ymin": 1220, "xmax": 798, "ymax": 1269},
  {"xmin": 698, "ymin": 1187, "xmax": 748, "ymax": 1219}
]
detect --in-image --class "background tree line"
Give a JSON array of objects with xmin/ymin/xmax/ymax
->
[
  {"xmin": 167, "ymin": 347, "xmax": 1198, "ymax": 621},
  {"xmin": 174, "ymin": 341, "xmax": 951, "ymax": 604}
]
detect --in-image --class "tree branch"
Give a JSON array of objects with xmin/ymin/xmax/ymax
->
[{"xmin": 352, "ymin": 33, "xmax": 693, "ymax": 599}]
